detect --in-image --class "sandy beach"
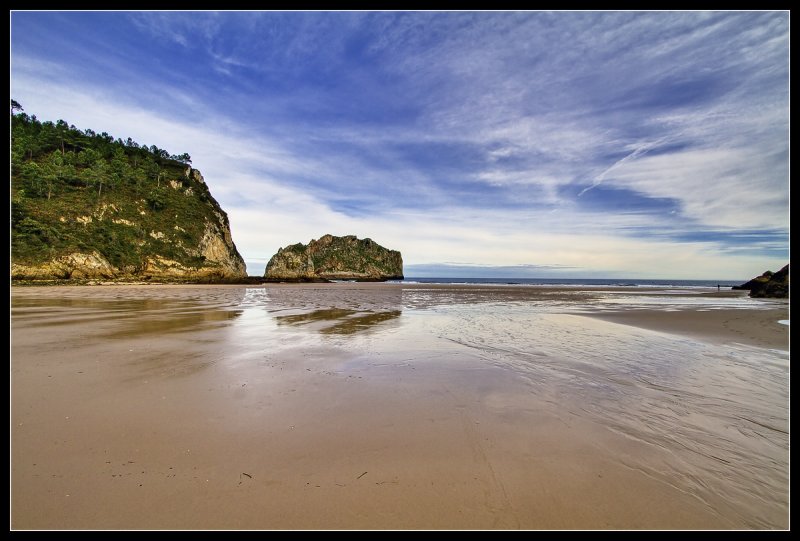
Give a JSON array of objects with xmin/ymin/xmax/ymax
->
[{"xmin": 10, "ymin": 283, "xmax": 789, "ymax": 530}]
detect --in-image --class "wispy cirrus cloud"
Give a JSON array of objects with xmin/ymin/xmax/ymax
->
[{"xmin": 10, "ymin": 11, "xmax": 789, "ymax": 279}]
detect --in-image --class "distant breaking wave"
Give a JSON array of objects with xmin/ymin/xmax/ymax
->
[{"xmin": 394, "ymin": 277, "xmax": 744, "ymax": 288}]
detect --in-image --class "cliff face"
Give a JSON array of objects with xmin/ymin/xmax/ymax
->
[
  {"xmin": 733, "ymin": 264, "xmax": 789, "ymax": 298},
  {"xmin": 11, "ymin": 165, "xmax": 246, "ymax": 282},
  {"xmin": 265, "ymin": 234, "xmax": 403, "ymax": 282}
]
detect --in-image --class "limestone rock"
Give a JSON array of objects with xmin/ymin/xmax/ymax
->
[
  {"xmin": 12, "ymin": 251, "xmax": 116, "ymax": 280},
  {"xmin": 265, "ymin": 234, "xmax": 403, "ymax": 282},
  {"xmin": 196, "ymin": 221, "xmax": 247, "ymax": 278}
]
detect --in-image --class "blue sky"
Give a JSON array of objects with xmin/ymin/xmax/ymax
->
[{"xmin": 10, "ymin": 11, "xmax": 789, "ymax": 279}]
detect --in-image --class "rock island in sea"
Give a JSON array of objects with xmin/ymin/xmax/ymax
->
[{"xmin": 264, "ymin": 234, "xmax": 403, "ymax": 282}]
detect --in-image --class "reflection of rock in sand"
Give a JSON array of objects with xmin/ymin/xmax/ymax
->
[
  {"xmin": 276, "ymin": 308, "xmax": 357, "ymax": 324},
  {"xmin": 260, "ymin": 284, "xmax": 404, "ymax": 335},
  {"xmin": 275, "ymin": 308, "xmax": 402, "ymax": 335},
  {"xmin": 261, "ymin": 283, "xmax": 404, "ymax": 314},
  {"xmin": 107, "ymin": 307, "xmax": 242, "ymax": 339},
  {"xmin": 11, "ymin": 287, "xmax": 246, "ymax": 340}
]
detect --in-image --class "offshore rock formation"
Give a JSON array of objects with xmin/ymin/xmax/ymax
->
[
  {"xmin": 733, "ymin": 264, "xmax": 789, "ymax": 298},
  {"xmin": 265, "ymin": 234, "xmax": 403, "ymax": 282}
]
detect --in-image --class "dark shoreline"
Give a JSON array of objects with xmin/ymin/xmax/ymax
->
[{"xmin": 10, "ymin": 275, "xmax": 406, "ymax": 286}]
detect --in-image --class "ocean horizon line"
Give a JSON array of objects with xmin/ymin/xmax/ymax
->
[{"xmin": 392, "ymin": 277, "xmax": 746, "ymax": 288}]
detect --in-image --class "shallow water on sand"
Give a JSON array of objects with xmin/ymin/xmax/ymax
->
[
  {"xmin": 404, "ymin": 307, "xmax": 788, "ymax": 529},
  {"xmin": 232, "ymin": 286, "xmax": 788, "ymax": 528},
  {"xmin": 11, "ymin": 284, "xmax": 789, "ymax": 529}
]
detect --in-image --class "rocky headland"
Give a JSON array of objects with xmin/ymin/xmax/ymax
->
[
  {"xmin": 733, "ymin": 264, "xmax": 789, "ymax": 298},
  {"xmin": 11, "ymin": 109, "xmax": 246, "ymax": 283}
]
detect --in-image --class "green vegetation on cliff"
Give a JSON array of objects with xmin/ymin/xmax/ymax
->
[{"xmin": 10, "ymin": 101, "xmax": 246, "ymax": 281}]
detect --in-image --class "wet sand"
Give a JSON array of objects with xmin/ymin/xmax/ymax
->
[
  {"xmin": 10, "ymin": 284, "xmax": 789, "ymax": 530},
  {"xmin": 584, "ymin": 308, "xmax": 788, "ymax": 350}
]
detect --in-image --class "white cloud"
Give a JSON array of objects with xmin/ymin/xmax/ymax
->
[
  {"xmin": 12, "ymin": 76, "xmax": 787, "ymax": 279},
  {"xmin": 579, "ymin": 136, "xmax": 669, "ymax": 197},
  {"xmin": 10, "ymin": 12, "xmax": 788, "ymax": 280},
  {"xmin": 602, "ymin": 147, "xmax": 788, "ymax": 230}
]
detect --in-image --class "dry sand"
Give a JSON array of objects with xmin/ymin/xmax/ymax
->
[{"xmin": 10, "ymin": 284, "xmax": 789, "ymax": 530}]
